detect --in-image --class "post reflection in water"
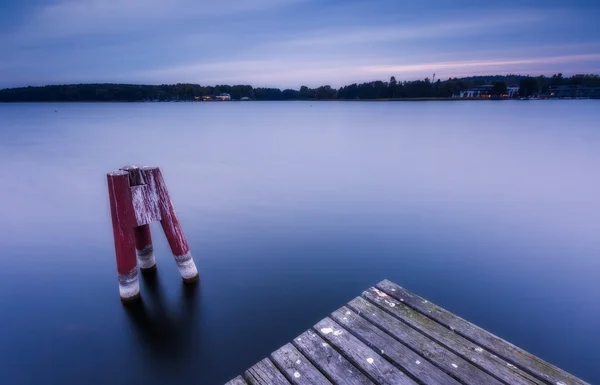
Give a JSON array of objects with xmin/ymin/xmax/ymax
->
[{"xmin": 123, "ymin": 270, "xmax": 200, "ymax": 365}]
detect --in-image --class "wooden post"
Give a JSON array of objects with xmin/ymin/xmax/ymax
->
[
  {"xmin": 134, "ymin": 224, "xmax": 155, "ymax": 272},
  {"xmin": 121, "ymin": 165, "xmax": 156, "ymax": 272},
  {"xmin": 148, "ymin": 167, "xmax": 199, "ymax": 283},
  {"xmin": 107, "ymin": 165, "xmax": 199, "ymax": 301},
  {"xmin": 107, "ymin": 170, "xmax": 140, "ymax": 302}
]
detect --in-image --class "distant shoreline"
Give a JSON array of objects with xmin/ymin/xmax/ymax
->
[
  {"xmin": 2, "ymin": 74, "xmax": 599, "ymax": 102},
  {"xmin": 1, "ymin": 97, "xmax": 593, "ymax": 103}
]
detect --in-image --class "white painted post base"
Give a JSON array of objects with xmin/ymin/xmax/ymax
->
[
  {"xmin": 118, "ymin": 268, "xmax": 141, "ymax": 302},
  {"xmin": 136, "ymin": 245, "xmax": 156, "ymax": 272},
  {"xmin": 174, "ymin": 252, "xmax": 199, "ymax": 283}
]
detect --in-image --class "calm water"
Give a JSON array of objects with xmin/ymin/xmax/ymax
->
[{"xmin": 0, "ymin": 101, "xmax": 599, "ymax": 384}]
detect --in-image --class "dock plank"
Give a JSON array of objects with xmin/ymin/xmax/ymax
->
[
  {"xmin": 346, "ymin": 297, "xmax": 504, "ymax": 385},
  {"xmin": 314, "ymin": 318, "xmax": 418, "ymax": 385},
  {"xmin": 271, "ymin": 343, "xmax": 332, "ymax": 385},
  {"xmin": 363, "ymin": 287, "xmax": 543, "ymax": 385},
  {"xmin": 331, "ymin": 305, "xmax": 462, "ymax": 385},
  {"xmin": 292, "ymin": 330, "xmax": 374, "ymax": 385},
  {"xmin": 225, "ymin": 376, "xmax": 248, "ymax": 385},
  {"xmin": 376, "ymin": 279, "xmax": 590, "ymax": 385},
  {"xmin": 225, "ymin": 279, "xmax": 589, "ymax": 385},
  {"xmin": 244, "ymin": 358, "xmax": 291, "ymax": 385}
]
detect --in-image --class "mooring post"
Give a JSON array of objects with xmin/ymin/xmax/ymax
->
[
  {"xmin": 107, "ymin": 165, "xmax": 199, "ymax": 302},
  {"xmin": 121, "ymin": 165, "xmax": 157, "ymax": 272},
  {"xmin": 149, "ymin": 167, "xmax": 199, "ymax": 283},
  {"xmin": 134, "ymin": 225, "xmax": 156, "ymax": 272},
  {"xmin": 107, "ymin": 170, "xmax": 140, "ymax": 302}
]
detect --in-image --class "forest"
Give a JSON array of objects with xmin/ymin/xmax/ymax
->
[{"xmin": 1, "ymin": 74, "xmax": 599, "ymax": 102}]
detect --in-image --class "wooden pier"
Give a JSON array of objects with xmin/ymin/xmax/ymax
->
[{"xmin": 225, "ymin": 279, "xmax": 589, "ymax": 385}]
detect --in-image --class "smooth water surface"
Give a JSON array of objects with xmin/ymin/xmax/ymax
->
[{"xmin": 0, "ymin": 101, "xmax": 599, "ymax": 384}]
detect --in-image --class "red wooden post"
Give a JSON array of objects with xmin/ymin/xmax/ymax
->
[
  {"xmin": 121, "ymin": 165, "xmax": 157, "ymax": 273},
  {"xmin": 134, "ymin": 224, "xmax": 155, "ymax": 272},
  {"xmin": 148, "ymin": 167, "xmax": 199, "ymax": 283},
  {"xmin": 107, "ymin": 170, "xmax": 139, "ymax": 302},
  {"xmin": 107, "ymin": 165, "xmax": 199, "ymax": 301}
]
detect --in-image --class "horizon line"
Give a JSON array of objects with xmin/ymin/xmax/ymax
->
[{"xmin": 2, "ymin": 72, "xmax": 599, "ymax": 91}]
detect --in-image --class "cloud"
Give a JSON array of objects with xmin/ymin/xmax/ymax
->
[
  {"xmin": 362, "ymin": 54, "xmax": 600, "ymax": 75},
  {"xmin": 132, "ymin": 59, "xmax": 362, "ymax": 87},
  {"xmin": 5, "ymin": 0, "xmax": 305, "ymax": 41},
  {"xmin": 1, "ymin": 1, "xmax": 598, "ymax": 88},
  {"xmin": 129, "ymin": 53, "xmax": 600, "ymax": 88},
  {"xmin": 150, "ymin": 12, "xmax": 555, "ymax": 83},
  {"xmin": 273, "ymin": 14, "xmax": 546, "ymax": 48}
]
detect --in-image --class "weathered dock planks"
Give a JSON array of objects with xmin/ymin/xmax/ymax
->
[
  {"xmin": 225, "ymin": 280, "xmax": 590, "ymax": 385},
  {"xmin": 244, "ymin": 358, "xmax": 291, "ymax": 385},
  {"xmin": 270, "ymin": 343, "xmax": 333, "ymax": 385}
]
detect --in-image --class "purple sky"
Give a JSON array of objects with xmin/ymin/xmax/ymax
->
[{"xmin": 1, "ymin": 0, "xmax": 599, "ymax": 88}]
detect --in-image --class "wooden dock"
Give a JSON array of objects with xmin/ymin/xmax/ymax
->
[{"xmin": 225, "ymin": 279, "xmax": 589, "ymax": 385}]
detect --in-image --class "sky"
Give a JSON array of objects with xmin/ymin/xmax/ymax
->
[{"xmin": 0, "ymin": 0, "xmax": 599, "ymax": 88}]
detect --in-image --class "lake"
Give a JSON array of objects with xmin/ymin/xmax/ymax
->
[{"xmin": 0, "ymin": 101, "xmax": 598, "ymax": 384}]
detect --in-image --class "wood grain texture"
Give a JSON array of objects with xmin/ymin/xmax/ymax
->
[
  {"xmin": 346, "ymin": 297, "xmax": 503, "ymax": 385},
  {"xmin": 376, "ymin": 279, "xmax": 590, "ymax": 385},
  {"xmin": 271, "ymin": 343, "xmax": 332, "ymax": 385},
  {"xmin": 130, "ymin": 184, "xmax": 161, "ymax": 226},
  {"xmin": 225, "ymin": 376, "xmax": 247, "ymax": 385},
  {"xmin": 362, "ymin": 287, "xmax": 542, "ymax": 385},
  {"xmin": 244, "ymin": 358, "xmax": 291, "ymax": 385},
  {"xmin": 122, "ymin": 165, "xmax": 161, "ymax": 226},
  {"xmin": 330, "ymin": 306, "xmax": 462, "ymax": 385},
  {"xmin": 314, "ymin": 318, "xmax": 418, "ymax": 385},
  {"xmin": 293, "ymin": 330, "xmax": 373, "ymax": 385},
  {"xmin": 148, "ymin": 167, "xmax": 190, "ymax": 257}
]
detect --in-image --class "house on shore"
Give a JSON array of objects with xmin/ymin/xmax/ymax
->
[
  {"xmin": 507, "ymin": 86, "xmax": 519, "ymax": 98},
  {"xmin": 454, "ymin": 85, "xmax": 494, "ymax": 98},
  {"xmin": 215, "ymin": 93, "xmax": 231, "ymax": 101},
  {"xmin": 453, "ymin": 85, "xmax": 520, "ymax": 99}
]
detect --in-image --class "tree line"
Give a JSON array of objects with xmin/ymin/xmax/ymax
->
[{"xmin": 1, "ymin": 74, "xmax": 599, "ymax": 102}]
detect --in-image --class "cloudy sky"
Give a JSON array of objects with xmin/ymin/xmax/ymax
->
[{"xmin": 1, "ymin": 0, "xmax": 599, "ymax": 88}]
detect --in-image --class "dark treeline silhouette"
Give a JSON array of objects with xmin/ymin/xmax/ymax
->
[{"xmin": 1, "ymin": 73, "xmax": 599, "ymax": 102}]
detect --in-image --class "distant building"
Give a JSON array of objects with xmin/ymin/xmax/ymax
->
[
  {"xmin": 240, "ymin": 97, "xmax": 250, "ymax": 101},
  {"xmin": 454, "ymin": 85, "xmax": 494, "ymax": 98},
  {"xmin": 215, "ymin": 93, "xmax": 231, "ymax": 101},
  {"xmin": 453, "ymin": 84, "xmax": 519, "ymax": 99},
  {"xmin": 202, "ymin": 95, "xmax": 212, "ymax": 101}
]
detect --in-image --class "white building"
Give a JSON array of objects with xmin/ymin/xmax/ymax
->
[{"xmin": 215, "ymin": 93, "xmax": 231, "ymax": 101}]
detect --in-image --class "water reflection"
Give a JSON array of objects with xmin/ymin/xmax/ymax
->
[{"xmin": 124, "ymin": 270, "xmax": 200, "ymax": 363}]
